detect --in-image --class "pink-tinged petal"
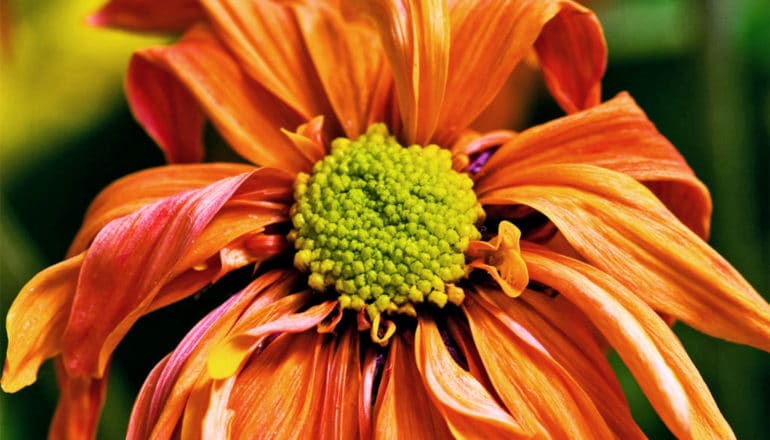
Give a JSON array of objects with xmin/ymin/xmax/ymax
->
[
  {"xmin": 534, "ymin": 1, "xmax": 606, "ymax": 113},
  {"xmin": 347, "ymin": 0, "xmax": 450, "ymax": 144},
  {"xmin": 467, "ymin": 221, "xmax": 529, "ymax": 297},
  {"xmin": 523, "ymin": 245, "xmax": 735, "ymax": 439},
  {"xmin": 491, "ymin": 290, "xmax": 646, "ymax": 439},
  {"xmin": 415, "ymin": 316, "xmax": 527, "ymax": 438},
  {"xmin": 49, "ymin": 359, "xmax": 107, "ymax": 440},
  {"xmin": 88, "ymin": 0, "xmax": 203, "ymax": 32},
  {"xmin": 374, "ymin": 335, "xmax": 453, "ymax": 439},
  {"xmin": 433, "ymin": 0, "xmax": 604, "ymax": 144},
  {"xmin": 318, "ymin": 327, "xmax": 362, "ymax": 439},
  {"xmin": 61, "ymin": 170, "xmax": 287, "ymax": 378},
  {"xmin": 207, "ymin": 299, "xmax": 336, "ymax": 379},
  {"xmin": 477, "ymin": 93, "xmax": 711, "ymax": 238},
  {"xmin": 464, "ymin": 293, "xmax": 614, "ymax": 438},
  {"xmin": 226, "ymin": 331, "xmax": 328, "ymax": 439},
  {"xmin": 1, "ymin": 254, "xmax": 83, "ymax": 393},
  {"xmin": 294, "ymin": 3, "xmax": 390, "ymax": 139},
  {"xmin": 480, "ymin": 164, "xmax": 770, "ymax": 352},
  {"xmin": 126, "ymin": 55, "xmax": 205, "ymax": 164},
  {"xmin": 68, "ymin": 163, "xmax": 254, "ymax": 257},
  {"xmin": 127, "ymin": 355, "xmax": 170, "ymax": 440},
  {"xmin": 201, "ymin": 0, "xmax": 336, "ymax": 125},
  {"xmin": 134, "ymin": 25, "xmax": 311, "ymax": 172}
]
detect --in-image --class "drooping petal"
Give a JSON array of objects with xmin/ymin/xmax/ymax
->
[
  {"xmin": 480, "ymin": 164, "xmax": 770, "ymax": 352},
  {"xmin": 201, "ymin": 0, "xmax": 336, "ymax": 125},
  {"xmin": 225, "ymin": 331, "xmax": 328, "ymax": 439},
  {"xmin": 126, "ymin": 55, "xmax": 205, "ymax": 164},
  {"xmin": 464, "ymin": 293, "xmax": 614, "ymax": 438},
  {"xmin": 346, "ymin": 0, "xmax": 450, "ymax": 144},
  {"xmin": 434, "ymin": 0, "xmax": 605, "ymax": 143},
  {"xmin": 477, "ymin": 93, "xmax": 711, "ymax": 238},
  {"xmin": 523, "ymin": 245, "xmax": 735, "ymax": 439},
  {"xmin": 490, "ymin": 289, "xmax": 646, "ymax": 439},
  {"xmin": 133, "ymin": 25, "xmax": 311, "ymax": 172},
  {"xmin": 293, "ymin": 3, "xmax": 390, "ymax": 139},
  {"xmin": 88, "ymin": 0, "xmax": 203, "ymax": 32},
  {"xmin": 374, "ymin": 334, "xmax": 453, "ymax": 439},
  {"xmin": 61, "ymin": 170, "xmax": 290, "ymax": 378},
  {"xmin": 415, "ymin": 316, "xmax": 527, "ymax": 438},
  {"xmin": 49, "ymin": 359, "xmax": 108, "ymax": 440},
  {"xmin": 466, "ymin": 220, "xmax": 529, "ymax": 297},
  {"xmin": 68, "ymin": 163, "xmax": 254, "ymax": 257},
  {"xmin": 1, "ymin": 254, "xmax": 83, "ymax": 393},
  {"xmin": 318, "ymin": 327, "xmax": 362, "ymax": 439}
]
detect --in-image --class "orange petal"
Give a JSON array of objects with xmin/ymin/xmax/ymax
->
[
  {"xmin": 523, "ymin": 245, "xmax": 736, "ymax": 439},
  {"xmin": 374, "ymin": 334, "xmax": 452, "ymax": 439},
  {"xmin": 49, "ymin": 358, "xmax": 108, "ymax": 440},
  {"xmin": 127, "ymin": 355, "xmax": 170, "ymax": 440},
  {"xmin": 434, "ymin": 0, "xmax": 605, "ymax": 144},
  {"xmin": 126, "ymin": 55, "xmax": 205, "ymax": 164},
  {"xmin": 477, "ymin": 93, "xmax": 712, "ymax": 238},
  {"xmin": 480, "ymin": 164, "xmax": 770, "ymax": 352},
  {"xmin": 318, "ymin": 327, "xmax": 362, "ymax": 439},
  {"xmin": 293, "ymin": 3, "xmax": 389, "ymax": 139},
  {"xmin": 1, "ymin": 254, "xmax": 83, "ymax": 393},
  {"xmin": 415, "ymin": 316, "xmax": 527, "ymax": 438},
  {"xmin": 490, "ymin": 289, "xmax": 646, "ymax": 439},
  {"xmin": 464, "ymin": 293, "xmax": 614, "ymax": 438},
  {"xmin": 68, "ymin": 163, "xmax": 254, "ymax": 257},
  {"xmin": 347, "ymin": 0, "xmax": 450, "ymax": 144},
  {"xmin": 226, "ymin": 331, "xmax": 328, "ymax": 439},
  {"xmin": 467, "ymin": 221, "xmax": 529, "ymax": 297},
  {"xmin": 134, "ymin": 25, "xmax": 311, "ymax": 172},
  {"xmin": 62, "ymin": 170, "xmax": 289, "ymax": 378},
  {"xmin": 201, "ymin": 0, "xmax": 336, "ymax": 125},
  {"xmin": 88, "ymin": 0, "xmax": 203, "ymax": 32}
]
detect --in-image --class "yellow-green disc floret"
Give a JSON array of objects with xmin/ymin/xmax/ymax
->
[{"xmin": 291, "ymin": 124, "xmax": 481, "ymax": 322}]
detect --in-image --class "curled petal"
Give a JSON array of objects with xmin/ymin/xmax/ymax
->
[
  {"xmin": 523, "ymin": 245, "xmax": 735, "ymax": 439},
  {"xmin": 467, "ymin": 221, "xmax": 529, "ymax": 297},
  {"xmin": 88, "ymin": 0, "xmax": 203, "ymax": 32},
  {"xmin": 415, "ymin": 316, "xmax": 527, "ymax": 438},
  {"xmin": 133, "ymin": 25, "xmax": 310, "ymax": 172},
  {"xmin": 480, "ymin": 164, "xmax": 770, "ymax": 352},
  {"xmin": 1, "ymin": 254, "xmax": 83, "ymax": 393},
  {"xmin": 477, "ymin": 93, "xmax": 712, "ymax": 238}
]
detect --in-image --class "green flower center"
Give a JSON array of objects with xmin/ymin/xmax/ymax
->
[{"xmin": 290, "ymin": 124, "xmax": 482, "ymax": 324}]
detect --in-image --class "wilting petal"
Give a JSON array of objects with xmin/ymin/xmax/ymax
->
[
  {"xmin": 49, "ymin": 359, "xmax": 108, "ymax": 440},
  {"xmin": 62, "ymin": 170, "xmax": 288, "ymax": 377},
  {"xmin": 415, "ymin": 316, "xmax": 527, "ymax": 438},
  {"xmin": 134, "ymin": 25, "xmax": 311, "ymax": 172},
  {"xmin": 69, "ymin": 163, "xmax": 254, "ymax": 256},
  {"xmin": 294, "ymin": 3, "xmax": 389, "ymax": 139},
  {"xmin": 464, "ymin": 293, "xmax": 614, "ymax": 438},
  {"xmin": 126, "ymin": 55, "xmax": 205, "ymax": 164},
  {"xmin": 374, "ymin": 334, "xmax": 452, "ymax": 439},
  {"xmin": 523, "ymin": 246, "xmax": 735, "ymax": 439},
  {"xmin": 347, "ymin": 0, "xmax": 450, "ymax": 144},
  {"xmin": 490, "ymin": 289, "xmax": 646, "ymax": 439},
  {"xmin": 1, "ymin": 254, "xmax": 83, "ymax": 393},
  {"xmin": 318, "ymin": 327, "xmax": 362, "ymax": 439},
  {"xmin": 467, "ymin": 220, "xmax": 529, "ymax": 297},
  {"xmin": 225, "ymin": 331, "xmax": 328, "ymax": 439},
  {"xmin": 88, "ymin": 0, "xmax": 203, "ymax": 32},
  {"xmin": 477, "ymin": 93, "xmax": 711, "ymax": 238},
  {"xmin": 480, "ymin": 164, "xmax": 770, "ymax": 352},
  {"xmin": 434, "ymin": 0, "xmax": 604, "ymax": 143},
  {"xmin": 201, "ymin": 0, "xmax": 335, "ymax": 124}
]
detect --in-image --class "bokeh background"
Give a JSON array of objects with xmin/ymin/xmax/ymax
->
[{"xmin": 1, "ymin": 0, "xmax": 768, "ymax": 438}]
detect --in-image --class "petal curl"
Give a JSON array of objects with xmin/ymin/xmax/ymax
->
[
  {"xmin": 480, "ymin": 164, "xmax": 770, "ymax": 352},
  {"xmin": 477, "ymin": 93, "xmax": 711, "ymax": 238},
  {"xmin": 88, "ymin": 0, "xmax": 203, "ymax": 32},
  {"xmin": 523, "ymin": 245, "xmax": 735, "ymax": 439}
]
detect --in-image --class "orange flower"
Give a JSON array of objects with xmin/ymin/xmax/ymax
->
[{"xmin": 4, "ymin": 1, "xmax": 769, "ymax": 439}]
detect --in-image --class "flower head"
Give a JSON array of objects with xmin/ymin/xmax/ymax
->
[{"xmin": 3, "ymin": 0, "xmax": 770, "ymax": 439}]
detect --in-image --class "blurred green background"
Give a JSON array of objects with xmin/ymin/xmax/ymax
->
[{"xmin": 1, "ymin": 0, "xmax": 768, "ymax": 438}]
